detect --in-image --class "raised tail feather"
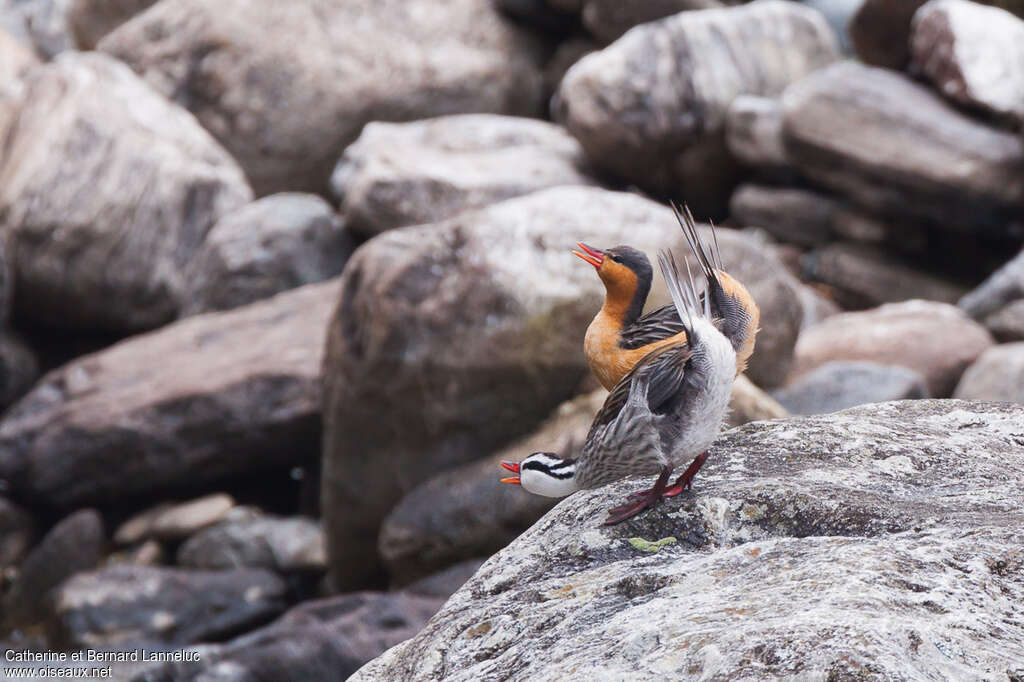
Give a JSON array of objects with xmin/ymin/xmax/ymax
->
[
  {"xmin": 671, "ymin": 201, "xmax": 722, "ymax": 287},
  {"xmin": 657, "ymin": 247, "xmax": 708, "ymax": 345}
]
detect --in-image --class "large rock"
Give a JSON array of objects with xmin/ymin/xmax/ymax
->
[
  {"xmin": 0, "ymin": 0, "xmax": 74, "ymax": 57},
  {"xmin": 774, "ymin": 361, "xmax": 930, "ymax": 415},
  {"xmin": 954, "ymin": 342, "xmax": 1024, "ymax": 403},
  {"xmin": 0, "ymin": 280, "xmax": 339, "ymax": 509},
  {"xmin": 52, "ymin": 565, "xmax": 288, "ymax": 648},
  {"xmin": 0, "ymin": 52, "xmax": 252, "ymax": 332},
  {"xmin": 791, "ymin": 300, "xmax": 994, "ymax": 396},
  {"xmin": 321, "ymin": 187, "xmax": 802, "ymax": 589},
  {"xmin": 68, "ymin": 0, "xmax": 156, "ymax": 49},
  {"xmin": 99, "ymin": 0, "xmax": 547, "ymax": 196},
  {"xmin": 848, "ymin": 0, "xmax": 925, "ymax": 68},
  {"xmin": 983, "ymin": 299, "xmax": 1024, "ymax": 342},
  {"xmin": 182, "ymin": 193, "xmax": 352, "ymax": 315},
  {"xmin": 580, "ymin": 0, "xmax": 725, "ymax": 43},
  {"xmin": 723, "ymin": 96, "xmax": 792, "ymax": 176},
  {"xmin": 353, "ymin": 400, "xmax": 1024, "ymax": 681},
  {"xmin": 2, "ymin": 509, "xmax": 104, "ymax": 628},
  {"xmin": 556, "ymin": 1, "xmax": 838, "ymax": 216},
  {"xmin": 0, "ymin": 495, "xmax": 34, "ymax": 570},
  {"xmin": 132, "ymin": 591, "xmax": 444, "ymax": 682},
  {"xmin": 802, "ymin": 243, "xmax": 967, "ymax": 309},
  {"xmin": 781, "ymin": 62, "xmax": 1024, "ymax": 234},
  {"xmin": 177, "ymin": 514, "xmax": 325, "ymax": 574},
  {"xmin": 729, "ymin": 184, "xmax": 887, "ymax": 248},
  {"xmin": 911, "ymin": 0, "xmax": 1024, "ymax": 126},
  {"xmin": 0, "ymin": 331, "xmax": 39, "ymax": 411},
  {"xmin": 0, "ymin": 23, "xmax": 37, "ymax": 86},
  {"xmin": 959, "ymin": 248, "xmax": 1024, "ymax": 319},
  {"xmin": 331, "ymin": 114, "xmax": 595, "ymax": 236}
]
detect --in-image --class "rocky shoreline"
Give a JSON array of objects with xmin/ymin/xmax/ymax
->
[{"xmin": 0, "ymin": 0, "xmax": 1021, "ymax": 679}]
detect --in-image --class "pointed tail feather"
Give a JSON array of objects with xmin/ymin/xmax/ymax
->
[
  {"xmin": 670, "ymin": 201, "xmax": 722, "ymax": 284},
  {"xmin": 657, "ymin": 247, "xmax": 707, "ymax": 345}
]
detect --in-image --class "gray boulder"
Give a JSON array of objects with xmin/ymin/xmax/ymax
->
[
  {"xmin": 959, "ymin": 248, "xmax": 1024, "ymax": 333},
  {"xmin": 353, "ymin": 400, "xmax": 1024, "ymax": 680},
  {"xmin": 801, "ymin": 243, "xmax": 967, "ymax": 309},
  {"xmin": 68, "ymin": 0, "xmax": 156, "ymax": 48},
  {"xmin": 332, "ymin": 114, "xmax": 595, "ymax": 236},
  {"xmin": 321, "ymin": 186, "xmax": 802, "ymax": 589},
  {"xmin": 912, "ymin": 0, "xmax": 1024, "ymax": 126},
  {"xmin": 182, "ymin": 193, "xmax": 352, "ymax": 315},
  {"xmin": 0, "ymin": 0, "xmax": 74, "ymax": 57},
  {"xmin": 774, "ymin": 361, "xmax": 929, "ymax": 415},
  {"xmin": 404, "ymin": 558, "xmax": 487, "ymax": 599},
  {"xmin": 0, "ymin": 280, "xmax": 339, "ymax": 508},
  {"xmin": 781, "ymin": 61, "xmax": 1024, "ymax": 233},
  {"xmin": 130, "ymin": 591, "xmax": 444, "ymax": 682},
  {"xmin": 177, "ymin": 514, "xmax": 325, "ymax": 574},
  {"xmin": 99, "ymin": 0, "xmax": 547, "ymax": 196},
  {"xmin": 791, "ymin": 300, "xmax": 993, "ymax": 396},
  {"xmin": 983, "ymin": 299, "xmax": 1024, "ymax": 342},
  {"xmin": 729, "ymin": 184, "xmax": 888, "ymax": 248},
  {"xmin": 52, "ymin": 565, "xmax": 288, "ymax": 648},
  {"xmin": 954, "ymin": 342, "xmax": 1024, "ymax": 403},
  {"xmin": 557, "ymin": 1, "xmax": 838, "ymax": 216},
  {"xmin": 2, "ymin": 509, "xmax": 104, "ymax": 628},
  {"xmin": 0, "ymin": 495, "xmax": 34, "ymax": 570},
  {"xmin": 723, "ymin": 96, "xmax": 792, "ymax": 176},
  {"xmin": 0, "ymin": 52, "xmax": 252, "ymax": 332}
]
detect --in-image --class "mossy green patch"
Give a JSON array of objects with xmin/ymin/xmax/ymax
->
[{"xmin": 627, "ymin": 536, "xmax": 677, "ymax": 553}]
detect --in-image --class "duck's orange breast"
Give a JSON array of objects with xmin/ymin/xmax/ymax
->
[{"xmin": 584, "ymin": 310, "xmax": 687, "ymax": 390}]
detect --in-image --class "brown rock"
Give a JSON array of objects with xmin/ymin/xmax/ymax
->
[
  {"xmin": 802, "ymin": 243, "xmax": 968, "ymax": 309},
  {"xmin": 984, "ymin": 299, "xmax": 1024, "ymax": 342},
  {"xmin": 849, "ymin": 0, "xmax": 926, "ymax": 68},
  {"xmin": 911, "ymin": 0, "xmax": 1024, "ymax": 125},
  {"xmin": 557, "ymin": 1, "xmax": 838, "ymax": 216},
  {"xmin": 0, "ymin": 331, "xmax": 39, "ymax": 411},
  {"xmin": 0, "ymin": 280, "xmax": 338, "ymax": 508},
  {"xmin": 0, "ymin": 52, "xmax": 252, "ymax": 332},
  {"xmin": 781, "ymin": 61, "xmax": 1024, "ymax": 234},
  {"xmin": 100, "ymin": 0, "xmax": 547, "ymax": 196},
  {"xmin": 724, "ymin": 96, "xmax": 792, "ymax": 175},
  {"xmin": 954, "ymin": 342, "xmax": 1024, "ymax": 403},
  {"xmin": 791, "ymin": 300, "xmax": 994, "ymax": 396}
]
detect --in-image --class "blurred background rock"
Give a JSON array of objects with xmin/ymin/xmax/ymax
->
[{"xmin": 0, "ymin": 0, "xmax": 1021, "ymax": 679}]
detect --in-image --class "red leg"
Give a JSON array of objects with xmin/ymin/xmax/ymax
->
[
  {"xmin": 603, "ymin": 466, "xmax": 672, "ymax": 525},
  {"xmin": 661, "ymin": 451, "xmax": 707, "ymax": 498}
]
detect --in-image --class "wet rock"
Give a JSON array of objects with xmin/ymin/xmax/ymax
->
[
  {"xmin": 182, "ymin": 193, "xmax": 352, "ymax": 315},
  {"xmin": 100, "ymin": 0, "xmax": 547, "ymax": 196},
  {"xmin": 332, "ymin": 115, "xmax": 595, "ymax": 236},
  {"xmin": 177, "ymin": 514, "xmax": 325, "ymax": 574},
  {"xmin": 404, "ymin": 558, "xmax": 487, "ymax": 599},
  {"xmin": 0, "ymin": 52, "xmax": 252, "ymax": 332},
  {"xmin": 68, "ymin": 0, "xmax": 156, "ymax": 49},
  {"xmin": 726, "ymin": 375, "xmax": 788, "ymax": 428},
  {"xmin": 321, "ymin": 186, "xmax": 801, "ymax": 589},
  {"xmin": 135, "ymin": 591, "xmax": 444, "ymax": 682},
  {"xmin": 0, "ymin": 495, "xmax": 34, "ymax": 570},
  {"xmin": 580, "ymin": 0, "xmax": 725, "ymax": 43},
  {"xmin": 353, "ymin": 400, "xmax": 1024, "ymax": 681},
  {"xmin": 802, "ymin": 243, "xmax": 967, "ymax": 309},
  {"xmin": 0, "ymin": 331, "xmax": 39, "ymax": 411},
  {"xmin": 0, "ymin": 280, "xmax": 338, "ymax": 509},
  {"xmin": 849, "ymin": 0, "xmax": 925, "ymax": 68},
  {"xmin": 911, "ymin": 0, "xmax": 1024, "ymax": 125},
  {"xmin": 52, "ymin": 565, "xmax": 288, "ymax": 648},
  {"xmin": 3, "ymin": 509, "xmax": 104, "ymax": 627},
  {"xmin": 781, "ymin": 62, "xmax": 1024, "ymax": 234},
  {"xmin": 724, "ymin": 96, "xmax": 791, "ymax": 175},
  {"xmin": 378, "ymin": 391, "xmax": 602, "ymax": 586},
  {"xmin": 113, "ymin": 494, "xmax": 236, "ymax": 545},
  {"xmin": 774, "ymin": 361, "xmax": 929, "ymax": 415},
  {"xmin": 791, "ymin": 300, "xmax": 993, "ymax": 396},
  {"xmin": 730, "ymin": 185, "xmax": 888, "ymax": 248},
  {"xmin": 954, "ymin": 342, "xmax": 1024, "ymax": 403},
  {"xmin": 557, "ymin": 1, "xmax": 838, "ymax": 215}
]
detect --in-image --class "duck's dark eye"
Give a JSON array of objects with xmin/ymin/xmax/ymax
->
[{"xmin": 608, "ymin": 253, "xmax": 621, "ymax": 263}]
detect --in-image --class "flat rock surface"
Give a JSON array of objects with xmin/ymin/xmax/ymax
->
[
  {"xmin": 0, "ymin": 52, "xmax": 252, "ymax": 332},
  {"xmin": 353, "ymin": 400, "xmax": 1024, "ymax": 681},
  {"xmin": 52, "ymin": 564, "xmax": 288, "ymax": 648},
  {"xmin": 99, "ymin": 0, "xmax": 547, "ymax": 196},
  {"xmin": 182, "ymin": 193, "xmax": 352, "ymax": 315},
  {"xmin": 557, "ymin": 0, "xmax": 837, "ymax": 213},
  {"xmin": 954, "ymin": 342, "xmax": 1024, "ymax": 403},
  {"xmin": 781, "ymin": 61, "xmax": 1024, "ymax": 234},
  {"xmin": 321, "ymin": 186, "xmax": 802, "ymax": 589},
  {"xmin": 0, "ymin": 280, "xmax": 339, "ymax": 509},
  {"xmin": 332, "ymin": 114, "xmax": 595, "ymax": 236},
  {"xmin": 791, "ymin": 300, "xmax": 993, "ymax": 397},
  {"xmin": 912, "ymin": 0, "xmax": 1024, "ymax": 125}
]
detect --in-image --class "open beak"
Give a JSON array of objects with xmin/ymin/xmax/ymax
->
[
  {"xmin": 500, "ymin": 460, "xmax": 521, "ymax": 485},
  {"xmin": 572, "ymin": 242, "xmax": 604, "ymax": 269}
]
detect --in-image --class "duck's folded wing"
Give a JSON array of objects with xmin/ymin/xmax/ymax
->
[
  {"xmin": 618, "ymin": 304, "xmax": 686, "ymax": 350},
  {"xmin": 589, "ymin": 344, "xmax": 692, "ymax": 436}
]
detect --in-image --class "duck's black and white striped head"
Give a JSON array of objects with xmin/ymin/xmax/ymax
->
[{"xmin": 500, "ymin": 452, "xmax": 579, "ymax": 498}]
